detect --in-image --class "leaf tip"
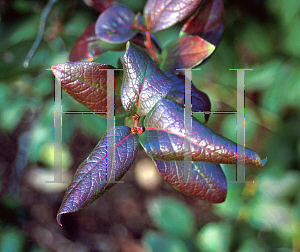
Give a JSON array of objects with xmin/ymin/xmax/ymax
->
[
  {"xmin": 56, "ymin": 214, "xmax": 63, "ymax": 226},
  {"xmin": 50, "ymin": 64, "xmax": 62, "ymax": 82},
  {"xmin": 207, "ymin": 41, "xmax": 216, "ymax": 55},
  {"xmin": 126, "ymin": 41, "xmax": 130, "ymax": 50},
  {"xmin": 261, "ymin": 157, "xmax": 267, "ymax": 166}
]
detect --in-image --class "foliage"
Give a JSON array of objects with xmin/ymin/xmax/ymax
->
[
  {"xmin": 50, "ymin": 0, "xmax": 267, "ymax": 226},
  {"xmin": 1, "ymin": 0, "xmax": 300, "ymax": 251}
]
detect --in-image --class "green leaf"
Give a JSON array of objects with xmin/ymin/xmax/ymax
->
[
  {"xmin": 0, "ymin": 227, "xmax": 26, "ymax": 252},
  {"xmin": 244, "ymin": 60, "xmax": 282, "ymax": 91},
  {"xmin": 213, "ymin": 183, "xmax": 244, "ymax": 219},
  {"xmin": 237, "ymin": 238, "xmax": 267, "ymax": 252},
  {"xmin": 146, "ymin": 196, "xmax": 196, "ymax": 237},
  {"xmin": 142, "ymin": 231, "xmax": 189, "ymax": 252},
  {"xmin": 196, "ymin": 222, "xmax": 231, "ymax": 252}
]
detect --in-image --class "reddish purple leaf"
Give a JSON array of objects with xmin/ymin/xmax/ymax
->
[
  {"xmin": 144, "ymin": 0, "xmax": 202, "ymax": 32},
  {"xmin": 51, "ymin": 62, "xmax": 128, "ymax": 118},
  {"xmin": 165, "ymin": 73, "xmax": 211, "ymax": 122},
  {"xmin": 121, "ymin": 42, "xmax": 173, "ymax": 116},
  {"xmin": 180, "ymin": 0, "xmax": 224, "ymax": 45},
  {"xmin": 159, "ymin": 35, "xmax": 215, "ymax": 73},
  {"xmin": 69, "ymin": 23, "xmax": 159, "ymax": 62},
  {"xmin": 83, "ymin": 0, "xmax": 115, "ymax": 13},
  {"xmin": 95, "ymin": 6, "xmax": 139, "ymax": 43},
  {"xmin": 139, "ymin": 99, "xmax": 266, "ymax": 166},
  {"xmin": 153, "ymin": 159, "xmax": 227, "ymax": 203},
  {"xmin": 69, "ymin": 23, "xmax": 125, "ymax": 62},
  {"xmin": 57, "ymin": 126, "xmax": 139, "ymax": 225}
]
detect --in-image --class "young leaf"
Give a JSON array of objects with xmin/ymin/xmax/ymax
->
[
  {"xmin": 57, "ymin": 126, "xmax": 139, "ymax": 225},
  {"xmin": 140, "ymin": 99, "xmax": 266, "ymax": 166},
  {"xmin": 159, "ymin": 36, "xmax": 215, "ymax": 73},
  {"xmin": 95, "ymin": 5, "xmax": 139, "ymax": 43},
  {"xmin": 165, "ymin": 73, "xmax": 211, "ymax": 122},
  {"xmin": 69, "ymin": 23, "xmax": 125, "ymax": 62},
  {"xmin": 153, "ymin": 159, "xmax": 227, "ymax": 203},
  {"xmin": 83, "ymin": 0, "xmax": 115, "ymax": 13},
  {"xmin": 180, "ymin": 0, "xmax": 224, "ymax": 46},
  {"xmin": 51, "ymin": 62, "xmax": 128, "ymax": 118},
  {"xmin": 144, "ymin": 0, "xmax": 202, "ymax": 32},
  {"xmin": 121, "ymin": 42, "xmax": 173, "ymax": 116}
]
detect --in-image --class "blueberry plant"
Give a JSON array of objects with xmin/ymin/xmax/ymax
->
[{"xmin": 51, "ymin": 0, "xmax": 266, "ymax": 226}]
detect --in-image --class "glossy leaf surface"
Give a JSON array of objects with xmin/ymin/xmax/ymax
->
[
  {"xmin": 144, "ymin": 0, "xmax": 202, "ymax": 32},
  {"xmin": 165, "ymin": 73, "xmax": 211, "ymax": 122},
  {"xmin": 180, "ymin": 0, "xmax": 224, "ymax": 46},
  {"xmin": 159, "ymin": 36, "xmax": 215, "ymax": 73},
  {"xmin": 57, "ymin": 126, "xmax": 139, "ymax": 225},
  {"xmin": 153, "ymin": 159, "xmax": 227, "ymax": 203},
  {"xmin": 95, "ymin": 6, "xmax": 138, "ymax": 43},
  {"xmin": 140, "ymin": 99, "xmax": 266, "ymax": 166},
  {"xmin": 121, "ymin": 42, "xmax": 173, "ymax": 116},
  {"xmin": 69, "ymin": 23, "xmax": 125, "ymax": 62},
  {"xmin": 51, "ymin": 62, "xmax": 128, "ymax": 118},
  {"xmin": 83, "ymin": 0, "xmax": 115, "ymax": 13}
]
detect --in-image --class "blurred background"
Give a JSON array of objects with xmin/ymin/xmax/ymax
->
[{"xmin": 0, "ymin": 0, "xmax": 300, "ymax": 251}]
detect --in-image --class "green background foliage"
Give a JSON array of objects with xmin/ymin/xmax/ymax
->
[{"xmin": 0, "ymin": 0, "xmax": 299, "ymax": 251}]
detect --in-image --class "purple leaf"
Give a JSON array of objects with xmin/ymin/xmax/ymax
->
[
  {"xmin": 180, "ymin": 0, "xmax": 224, "ymax": 46},
  {"xmin": 144, "ymin": 0, "xmax": 202, "ymax": 32},
  {"xmin": 83, "ymin": 0, "xmax": 115, "ymax": 13},
  {"xmin": 165, "ymin": 73, "xmax": 211, "ymax": 122},
  {"xmin": 69, "ymin": 23, "xmax": 126, "ymax": 62},
  {"xmin": 121, "ymin": 42, "xmax": 173, "ymax": 116},
  {"xmin": 159, "ymin": 35, "xmax": 215, "ymax": 73},
  {"xmin": 51, "ymin": 62, "xmax": 128, "ymax": 118},
  {"xmin": 57, "ymin": 126, "xmax": 139, "ymax": 225},
  {"xmin": 153, "ymin": 159, "xmax": 227, "ymax": 203},
  {"xmin": 140, "ymin": 99, "xmax": 266, "ymax": 166},
  {"xmin": 95, "ymin": 6, "xmax": 139, "ymax": 43},
  {"xmin": 68, "ymin": 23, "xmax": 160, "ymax": 62}
]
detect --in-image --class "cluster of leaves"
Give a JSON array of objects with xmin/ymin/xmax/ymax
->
[{"xmin": 51, "ymin": 0, "xmax": 266, "ymax": 226}]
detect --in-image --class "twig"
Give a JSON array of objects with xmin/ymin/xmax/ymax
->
[
  {"xmin": 23, "ymin": 0, "xmax": 58, "ymax": 68},
  {"xmin": 146, "ymin": 31, "xmax": 159, "ymax": 62}
]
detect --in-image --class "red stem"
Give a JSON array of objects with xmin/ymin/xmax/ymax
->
[{"xmin": 146, "ymin": 32, "xmax": 159, "ymax": 62}]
